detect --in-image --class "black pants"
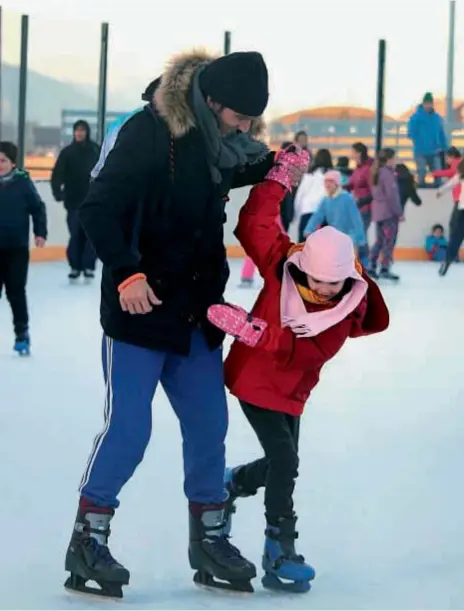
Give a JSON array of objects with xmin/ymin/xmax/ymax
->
[
  {"xmin": 235, "ymin": 401, "xmax": 300, "ymax": 524},
  {"xmin": 298, "ymin": 213, "xmax": 313, "ymax": 242},
  {"xmin": 446, "ymin": 208, "xmax": 464, "ymax": 263},
  {"xmin": 66, "ymin": 209, "xmax": 97, "ymax": 272},
  {"xmin": 0, "ymin": 247, "xmax": 29, "ymax": 336}
]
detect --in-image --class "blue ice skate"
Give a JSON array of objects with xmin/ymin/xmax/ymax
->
[
  {"xmin": 261, "ymin": 517, "xmax": 315, "ymax": 593},
  {"xmin": 14, "ymin": 334, "xmax": 30, "ymax": 356}
]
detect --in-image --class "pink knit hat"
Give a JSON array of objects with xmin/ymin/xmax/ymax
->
[
  {"xmin": 299, "ymin": 226, "xmax": 359, "ymax": 282},
  {"xmin": 324, "ymin": 170, "xmax": 342, "ymax": 187}
]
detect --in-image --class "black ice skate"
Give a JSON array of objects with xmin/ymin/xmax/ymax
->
[
  {"xmin": 68, "ymin": 269, "xmax": 81, "ymax": 282},
  {"xmin": 189, "ymin": 503, "xmax": 256, "ymax": 593},
  {"xmin": 438, "ymin": 261, "xmax": 451, "ymax": 277},
  {"xmin": 379, "ymin": 269, "xmax": 400, "ymax": 281},
  {"xmin": 64, "ymin": 503, "xmax": 130, "ymax": 599},
  {"xmin": 83, "ymin": 269, "xmax": 95, "ymax": 281}
]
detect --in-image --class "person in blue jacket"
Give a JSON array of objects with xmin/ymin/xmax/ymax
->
[
  {"xmin": 304, "ymin": 170, "xmax": 367, "ymax": 265},
  {"xmin": 91, "ymin": 79, "xmax": 157, "ymax": 179},
  {"xmin": 407, "ymin": 92, "xmax": 447, "ymax": 188},
  {"xmin": 424, "ymin": 223, "xmax": 448, "ymax": 262},
  {"xmin": 0, "ymin": 141, "xmax": 47, "ymax": 355}
]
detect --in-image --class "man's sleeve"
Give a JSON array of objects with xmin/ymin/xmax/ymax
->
[{"xmin": 79, "ymin": 113, "xmax": 154, "ymax": 287}]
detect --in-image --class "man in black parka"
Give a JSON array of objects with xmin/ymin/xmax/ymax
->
[
  {"xmin": 64, "ymin": 49, "xmax": 303, "ymax": 598},
  {"xmin": 51, "ymin": 120, "xmax": 100, "ymax": 280}
]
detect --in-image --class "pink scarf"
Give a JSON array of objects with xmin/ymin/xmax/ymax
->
[{"xmin": 280, "ymin": 226, "xmax": 368, "ymax": 337}]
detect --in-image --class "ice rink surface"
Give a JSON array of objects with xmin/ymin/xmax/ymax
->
[{"xmin": 1, "ymin": 260, "xmax": 463, "ymax": 610}]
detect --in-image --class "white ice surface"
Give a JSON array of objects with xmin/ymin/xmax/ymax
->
[{"xmin": 1, "ymin": 260, "xmax": 463, "ymax": 610}]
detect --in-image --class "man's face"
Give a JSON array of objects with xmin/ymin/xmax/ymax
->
[
  {"xmin": 423, "ymin": 102, "xmax": 433, "ymax": 113},
  {"xmin": 74, "ymin": 126, "xmax": 88, "ymax": 142},
  {"xmin": 207, "ymin": 99, "xmax": 254, "ymax": 135}
]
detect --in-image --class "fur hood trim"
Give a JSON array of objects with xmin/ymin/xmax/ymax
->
[{"xmin": 156, "ymin": 49, "xmax": 266, "ymax": 139}]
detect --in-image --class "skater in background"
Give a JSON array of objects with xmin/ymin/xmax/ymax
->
[
  {"xmin": 51, "ymin": 120, "xmax": 100, "ymax": 281},
  {"xmin": 207, "ymin": 147, "xmax": 389, "ymax": 593},
  {"xmin": 425, "ymin": 224, "xmax": 448, "ymax": 262},
  {"xmin": 367, "ymin": 148, "xmax": 403, "ymax": 281},
  {"xmin": 0, "ymin": 142, "xmax": 47, "ymax": 355},
  {"xmin": 407, "ymin": 92, "xmax": 447, "ymax": 187},
  {"xmin": 395, "ymin": 163, "xmax": 422, "ymax": 211},
  {"xmin": 303, "ymin": 170, "xmax": 367, "ymax": 266},
  {"xmin": 436, "ymin": 157, "xmax": 464, "ymax": 276},
  {"xmin": 66, "ymin": 49, "xmax": 305, "ymax": 599},
  {"xmin": 431, "ymin": 146, "xmax": 462, "ymax": 252},
  {"xmin": 345, "ymin": 142, "xmax": 374, "ymax": 266},
  {"xmin": 335, "ymin": 156, "xmax": 352, "ymax": 186},
  {"xmin": 294, "ymin": 148, "xmax": 333, "ymax": 242}
]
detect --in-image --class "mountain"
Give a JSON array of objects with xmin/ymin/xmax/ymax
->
[{"xmin": 1, "ymin": 63, "xmax": 134, "ymax": 126}]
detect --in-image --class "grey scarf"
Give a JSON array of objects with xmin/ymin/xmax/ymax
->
[{"xmin": 190, "ymin": 66, "xmax": 269, "ymax": 184}]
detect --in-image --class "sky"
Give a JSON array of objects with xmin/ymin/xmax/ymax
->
[{"xmin": 1, "ymin": 0, "xmax": 463, "ymax": 118}]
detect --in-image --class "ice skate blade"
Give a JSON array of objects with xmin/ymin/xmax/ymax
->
[
  {"xmin": 193, "ymin": 571, "xmax": 254, "ymax": 594},
  {"xmin": 64, "ymin": 575, "xmax": 124, "ymax": 600},
  {"xmin": 262, "ymin": 572, "xmax": 311, "ymax": 594}
]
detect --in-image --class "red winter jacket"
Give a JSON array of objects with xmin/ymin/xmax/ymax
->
[
  {"xmin": 432, "ymin": 158, "xmax": 462, "ymax": 202},
  {"xmin": 224, "ymin": 181, "xmax": 390, "ymax": 417}
]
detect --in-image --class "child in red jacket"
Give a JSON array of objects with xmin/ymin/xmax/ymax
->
[{"xmin": 207, "ymin": 147, "xmax": 389, "ymax": 594}]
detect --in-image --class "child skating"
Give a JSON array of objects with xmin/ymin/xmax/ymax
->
[
  {"xmin": 0, "ymin": 142, "xmax": 47, "ymax": 355},
  {"xmin": 207, "ymin": 147, "xmax": 389, "ymax": 593},
  {"xmin": 436, "ymin": 157, "xmax": 464, "ymax": 276},
  {"xmin": 303, "ymin": 170, "xmax": 367, "ymax": 266},
  {"xmin": 367, "ymin": 148, "xmax": 403, "ymax": 281}
]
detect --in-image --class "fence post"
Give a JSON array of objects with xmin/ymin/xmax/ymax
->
[
  {"xmin": 224, "ymin": 31, "xmax": 231, "ymax": 55},
  {"xmin": 96, "ymin": 22, "xmax": 109, "ymax": 146},
  {"xmin": 375, "ymin": 39, "xmax": 386, "ymax": 154},
  {"xmin": 446, "ymin": 0, "xmax": 456, "ymax": 137},
  {"xmin": 17, "ymin": 14, "xmax": 29, "ymax": 169}
]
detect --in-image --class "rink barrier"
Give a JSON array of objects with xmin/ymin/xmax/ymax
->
[{"xmin": 29, "ymin": 244, "xmax": 463, "ymax": 263}]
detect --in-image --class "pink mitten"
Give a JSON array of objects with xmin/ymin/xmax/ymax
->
[
  {"xmin": 265, "ymin": 146, "xmax": 310, "ymax": 191},
  {"xmin": 207, "ymin": 304, "xmax": 268, "ymax": 348}
]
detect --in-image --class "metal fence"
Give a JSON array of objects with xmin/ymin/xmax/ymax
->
[{"xmin": 0, "ymin": 2, "xmax": 460, "ymax": 178}]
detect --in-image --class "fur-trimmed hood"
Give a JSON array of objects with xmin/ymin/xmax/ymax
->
[{"xmin": 155, "ymin": 49, "xmax": 266, "ymax": 140}]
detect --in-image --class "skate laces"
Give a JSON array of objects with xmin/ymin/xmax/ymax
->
[
  {"xmin": 208, "ymin": 534, "xmax": 243, "ymax": 560},
  {"xmin": 86, "ymin": 537, "xmax": 119, "ymax": 567}
]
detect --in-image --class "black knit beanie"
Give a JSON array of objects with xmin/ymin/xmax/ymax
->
[{"xmin": 199, "ymin": 51, "xmax": 269, "ymax": 117}]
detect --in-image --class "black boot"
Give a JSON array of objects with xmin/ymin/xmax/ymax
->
[
  {"xmin": 64, "ymin": 502, "xmax": 130, "ymax": 599},
  {"xmin": 189, "ymin": 503, "xmax": 256, "ymax": 592}
]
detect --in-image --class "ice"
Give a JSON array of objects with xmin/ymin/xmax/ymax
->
[{"xmin": 1, "ymin": 260, "xmax": 463, "ymax": 610}]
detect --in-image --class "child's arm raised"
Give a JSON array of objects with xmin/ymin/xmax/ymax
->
[{"xmin": 235, "ymin": 148, "xmax": 309, "ymax": 278}]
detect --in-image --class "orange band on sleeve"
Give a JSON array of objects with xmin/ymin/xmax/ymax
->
[{"xmin": 117, "ymin": 273, "xmax": 147, "ymax": 293}]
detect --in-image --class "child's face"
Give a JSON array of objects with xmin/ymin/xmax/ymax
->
[
  {"xmin": 324, "ymin": 178, "xmax": 338, "ymax": 196},
  {"xmin": 307, "ymin": 275, "xmax": 345, "ymax": 300},
  {"xmin": 433, "ymin": 228, "xmax": 444, "ymax": 238},
  {"xmin": 0, "ymin": 153, "xmax": 14, "ymax": 177}
]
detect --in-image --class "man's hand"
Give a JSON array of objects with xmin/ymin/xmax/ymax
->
[
  {"xmin": 120, "ymin": 278, "xmax": 162, "ymax": 315},
  {"xmin": 34, "ymin": 236, "xmax": 46, "ymax": 248}
]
